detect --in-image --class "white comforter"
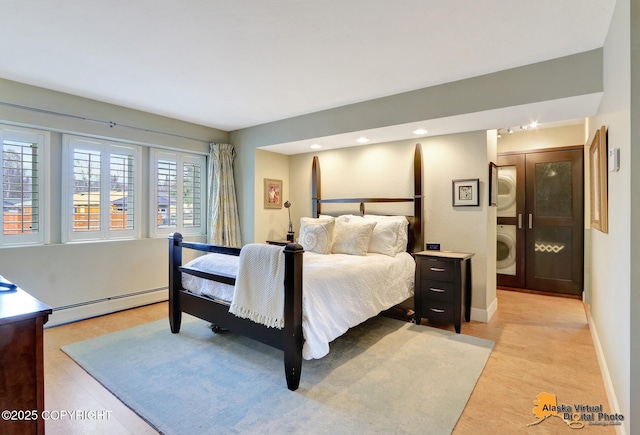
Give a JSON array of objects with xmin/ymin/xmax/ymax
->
[{"xmin": 182, "ymin": 250, "xmax": 415, "ymax": 360}]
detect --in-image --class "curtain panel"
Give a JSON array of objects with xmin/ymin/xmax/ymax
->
[{"xmin": 208, "ymin": 143, "xmax": 242, "ymax": 247}]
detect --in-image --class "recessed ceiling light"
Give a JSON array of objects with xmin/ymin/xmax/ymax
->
[
  {"xmin": 356, "ymin": 137, "xmax": 370, "ymax": 144},
  {"xmin": 413, "ymin": 128, "xmax": 428, "ymax": 135},
  {"xmin": 530, "ymin": 120, "xmax": 539, "ymax": 129},
  {"xmin": 310, "ymin": 144, "xmax": 322, "ymax": 149}
]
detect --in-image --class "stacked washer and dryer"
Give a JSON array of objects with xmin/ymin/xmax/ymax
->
[{"xmin": 496, "ymin": 167, "xmax": 517, "ymax": 276}]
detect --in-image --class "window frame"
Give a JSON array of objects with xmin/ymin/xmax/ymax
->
[
  {"xmin": 62, "ymin": 134, "xmax": 141, "ymax": 243},
  {"xmin": 1, "ymin": 125, "xmax": 50, "ymax": 247},
  {"xmin": 149, "ymin": 149, "xmax": 207, "ymax": 238}
]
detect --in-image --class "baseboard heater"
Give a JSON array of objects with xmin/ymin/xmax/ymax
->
[{"xmin": 47, "ymin": 287, "xmax": 168, "ymax": 327}]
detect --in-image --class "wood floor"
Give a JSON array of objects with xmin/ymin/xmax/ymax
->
[{"xmin": 44, "ymin": 289, "xmax": 614, "ymax": 434}]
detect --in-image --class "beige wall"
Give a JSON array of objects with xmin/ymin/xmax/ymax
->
[
  {"xmin": 588, "ymin": 0, "xmax": 632, "ymax": 428},
  {"xmin": 630, "ymin": 0, "xmax": 640, "ymax": 428},
  {"xmin": 420, "ymin": 131, "xmax": 495, "ymax": 318},
  {"xmin": 289, "ymin": 141, "xmax": 416, "ymax": 222},
  {"xmin": 0, "ymin": 78, "xmax": 228, "ymax": 325},
  {"xmin": 254, "ymin": 149, "xmax": 290, "ymax": 242},
  {"xmin": 485, "ymin": 130, "xmax": 498, "ymax": 318},
  {"xmin": 496, "ymin": 122, "xmax": 593, "ymax": 303},
  {"xmin": 286, "ymin": 132, "xmax": 496, "ymax": 320},
  {"xmin": 231, "ymin": 50, "xmax": 604, "ymax": 245},
  {"xmin": 497, "ymin": 123, "xmax": 584, "ymax": 153}
]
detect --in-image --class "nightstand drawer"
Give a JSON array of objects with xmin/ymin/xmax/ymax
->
[
  {"xmin": 420, "ymin": 258, "xmax": 455, "ymax": 281},
  {"xmin": 421, "ymin": 300, "xmax": 454, "ymax": 323},
  {"xmin": 421, "ymin": 279, "xmax": 455, "ymax": 303}
]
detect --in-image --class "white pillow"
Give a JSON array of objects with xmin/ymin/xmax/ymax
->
[
  {"xmin": 330, "ymin": 214, "xmax": 395, "ymax": 256},
  {"xmin": 331, "ymin": 219, "xmax": 377, "ymax": 256},
  {"xmin": 364, "ymin": 215, "xmax": 409, "ymax": 253},
  {"xmin": 298, "ymin": 217, "xmax": 334, "ymax": 254},
  {"xmin": 367, "ymin": 219, "xmax": 403, "ymax": 257}
]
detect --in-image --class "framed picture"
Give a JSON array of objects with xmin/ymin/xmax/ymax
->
[
  {"xmin": 489, "ymin": 162, "xmax": 498, "ymax": 206},
  {"xmin": 452, "ymin": 178, "xmax": 480, "ymax": 207},
  {"xmin": 589, "ymin": 125, "xmax": 608, "ymax": 233},
  {"xmin": 264, "ymin": 178, "xmax": 283, "ymax": 209}
]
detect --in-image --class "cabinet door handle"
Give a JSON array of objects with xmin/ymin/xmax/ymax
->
[
  {"xmin": 430, "ymin": 308, "xmax": 445, "ymax": 313},
  {"xmin": 429, "ymin": 287, "xmax": 445, "ymax": 293},
  {"xmin": 430, "ymin": 267, "xmax": 446, "ymax": 272},
  {"xmin": 518, "ymin": 213, "xmax": 523, "ymax": 229},
  {"xmin": 528, "ymin": 213, "xmax": 533, "ymax": 229}
]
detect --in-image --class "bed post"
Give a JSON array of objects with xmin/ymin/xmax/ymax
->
[
  {"xmin": 283, "ymin": 242, "xmax": 304, "ymax": 391},
  {"xmin": 312, "ymin": 156, "xmax": 321, "ymax": 217},
  {"xmin": 169, "ymin": 232, "xmax": 183, "ymax": 333},
  {"xmin": 413, "ymin": 143, "xmax": 424, "ymax": 252}
]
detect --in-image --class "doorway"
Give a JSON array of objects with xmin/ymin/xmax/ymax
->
[{"xmin": 497, "ymin": 147, "xmax": 584, "ymax": 296}]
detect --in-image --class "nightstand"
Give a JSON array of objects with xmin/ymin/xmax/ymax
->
[{"xmin": 414, "ymin": 251, "xmax": 473, "ymax": 333}]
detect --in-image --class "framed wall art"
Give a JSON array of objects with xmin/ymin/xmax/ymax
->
[
  {"xmin": 264, "ymin": 178, "xmax": 283, "ymax": 209},
  {"xmin": 452, "ymin": 178, "xmax": 480, "ymax": 207},
  {"xmin": 589, "ymin": 125, "xmax": 608, "ymax": 233}
]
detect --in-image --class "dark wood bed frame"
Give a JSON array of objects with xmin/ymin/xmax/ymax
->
[{"xmin": 168, "ymin": 143, "xmax": 423, "ymax": 391}]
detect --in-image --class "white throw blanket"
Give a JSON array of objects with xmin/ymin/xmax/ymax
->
[{"xmin": 229, "ymin": 243, "xmax": 286, "ymax": 329}]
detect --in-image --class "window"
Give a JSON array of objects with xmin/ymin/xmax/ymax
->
[
  {"xmin": 150, "ymin": 149, "xmax": 206, "ymax": 237},
  {"xmin": 1, "ymin": 125, "xmax": 48, "ymax": 246},
  {"xmin": 62, "ymin": 135, "xmax": 140, "ymax": 242}
]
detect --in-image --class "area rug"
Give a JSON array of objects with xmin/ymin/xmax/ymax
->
[{"xmin": 62, "ymin": 315, "xmax": 493, "ymax": 435}]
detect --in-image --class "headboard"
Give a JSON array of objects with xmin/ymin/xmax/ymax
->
[{"xmin": 311, "ymin": 143, "xmax": 423, "ymax": 253}]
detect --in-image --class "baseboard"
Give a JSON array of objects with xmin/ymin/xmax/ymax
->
[
  {"xmin": 470, "ymin": 297, "xmax": 498, "ymax": 323},
  {"xmin": 587, "ymin": 308, "xmax": 627, "ymax": 435},
  {"xmin": 46, "ymin": 289, "xmax": 168, "ymax": 327}
]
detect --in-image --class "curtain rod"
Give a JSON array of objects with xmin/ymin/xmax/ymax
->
[{"xmin": 0, "ymin": 100, "xmax": 212, "ymax": 144}]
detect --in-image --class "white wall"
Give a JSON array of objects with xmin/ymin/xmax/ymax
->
[
  {"xmin": 0, "ymin": 78, "xmax": 228, "ymax": 325},
  {"xmin": 588, "ymin": 0, "xmax": 631, "ymax": 431}
]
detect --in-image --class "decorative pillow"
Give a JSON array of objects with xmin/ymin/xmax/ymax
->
[
  {"xmin": 298, "ymin": 217, "xmax": 334, "ymax": 254},
  {"xmin": 367, "ymin": 219, "xmax": 403, "ymax": 257},
  {"xmin": 331, "ymin": 219, "xmax": 377, "ymax": 256},
  {"xmin": 306, "ymin": 216, "xmax": 335, "ymax": 222},
  {"xmin": 335, "ymin": 214, "xmax": 359, "ymax": 223},
  {"xmin": 364, "ymin": 215, "xmax": 409, "ymax": 253}
]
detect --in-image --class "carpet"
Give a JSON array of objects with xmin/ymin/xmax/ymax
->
[{"xmin": 62, "ymin": 315, "xmax": 493, "ymax": 435}]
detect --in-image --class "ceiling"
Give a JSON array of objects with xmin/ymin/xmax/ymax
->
[{"xmin": 0, "ymin": 0, "xmax": 616, "ymax": 150}]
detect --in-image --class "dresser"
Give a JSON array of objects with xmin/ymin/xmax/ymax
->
[
  {"xmin": 414, "ymin": 251, "xmax": 473, "ymax": 333},
  {"xmin": 0, "ymin": 288, "xmax": 52, "ymax": 435}
]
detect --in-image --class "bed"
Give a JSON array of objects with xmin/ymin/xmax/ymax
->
[{"xmin": 168, "ymin": 144, "xmax": 424, "ymax": 390}]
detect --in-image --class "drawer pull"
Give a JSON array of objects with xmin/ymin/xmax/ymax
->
[
  {"xmin": 430, "ymin": 308, "xmax": 445, "ymax": 313},
  {"xmin": 430, "ymin": 267, "xmax": 446, "ymax": 272},
  {"xmin": 429, "ymin": 287, "xmax": 445, "ymax": 293}
]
